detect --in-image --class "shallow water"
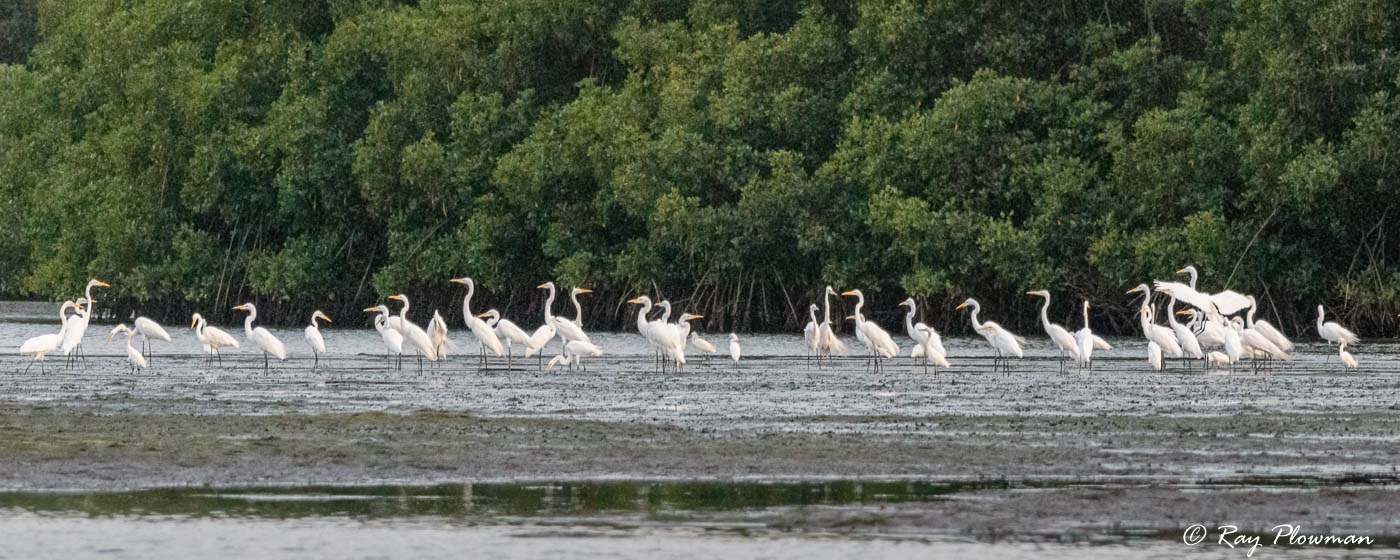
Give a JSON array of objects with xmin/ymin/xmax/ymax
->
[{"xmin": 0, "ymin": 480, "xmax": 1394, "ymax": 559}]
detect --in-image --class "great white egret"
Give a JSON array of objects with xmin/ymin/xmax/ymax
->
[
  {"xmin": 450, "ymin": 277, "xmax": 504, "ymax": 365},
  {"xmin": 677, "ymin": 313, "xmax": 715, "ymax": 359},
  {"xmin": 817, "ymin": 286, "xmax": 849, "ymax": 362},
  {"xmin": 842, "ymin": 290, "xmax": 899, "ymax": 371},
  {"xmin": 955, "ymin": 298, "xmax": 1024, "ymax": 371},
  {"xmin": 191, "ymin": 313, "xmax": 239, "ymax": 366},
  {"xmin": 1147, "ymin": 341, "xmax": 1163, "ymax": 371},
  {"xmin": 1073, "ymin": 301, "xmax": 1111, "ymax": 370},
  {"xmin": 524, "ymin": 283, "xmax": 559, "ymax": 361},
  {"xmin": 133, "ymin": 317, "xmax": 172, "ymax": 364},
  {"xmin": 1245, "ymin": 296, "xmax": 1294, "ymax": 353},
  {"xmin": 1026, "ymin": 290, "xmax": 1081, "ymax": 372},
  {"xmin": 650, "ymin": 304, "xmax": 687, "ymax": 370},
  {"xmin": 365, "ymin": 305, "xmax": 404, "ymax": 369},
  {"xmin": 1180, "ymin": 308, "xmax": 1227, "ymax": 349},
  {"xmin": 427, "ymin": 311, "xmax": 450, "ymax": 361},
  {"xmin": 1236, "ymin": 317, "xmax": 1289, "ymax": 370},
  {"xmin": 21, "ymin": 301, "xmax": 77, "ymax": 374},
  {"xmin": 477, "ymin": 309, "xmax": 531, "ymax": 367},
  {"xmin": 728, "ymin": 333, "xmax": 741, "ymax": 367},
  {"xmin": 561, "ymin": 339, "xmax": 604, "ymax": 371},
  {"xmin": 551, "ymin": 284, "xmax": 593, "ymax": 344},
  {"xmin": 304, "ymin": 310, "xmax": 331, "ymax": 369},
  {"xmin": 232, "ymin": 303, "xmax": 287, "ymax": 372},
  {"xmin": 107, "ymin": 324, "xmax": 148, "ymax": 373},
  {"xmin": 899, "ymin": 298, "xmax": 947, "ymax": 372},
  {"xmin": 626, "ymin": 296, "xmax": 659, "ymax": 365},
  {"xmin": 1165, "ymin": 294, "xmax": 1204, "ymax": 367},
  {"xmin": 802, "ymin": 303, "xmax": 819, "ymax": 363},
  {"xmin": 62, "ymin": 279, "xmax": 109, "ymax": 364},
  {"xmin": 1127, "ymin": 284, "xmax": 1184, "ymax": 361},
  {"xmin": 1339, "ymin": 342, "xmax": 1358, "ymax": 369},
  {"xmin": 1158, "ymin": 266, "xmax": 1253, "ymax": 317},
  {"xmin": 387, "ymin": 294, "xmax": 438, "ymax": 369},
  {"xmin": 1316, "ymin": 306, "xmax": 1358, "ymax": 353}
]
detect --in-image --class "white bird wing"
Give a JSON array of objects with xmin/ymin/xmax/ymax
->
[
  {"xmin": 525, "ymin": 324, "xmax": 555, "ymax": 357},
  {"xmin": 21, "ymin": 333, "xmax": 62, "ymax": 355},
  {"xmin": 910, "ymin": 344, "xmax": 924, "ymax": 358},
  {"xmin": 1211, "ymin": 290, "xmax": 1252, "ymax": 316},
  {"xmin": 136, "ymin": 317, "xmax": 173, "ymax": 342},
  {"xmin": 254, "ymin": 327, "xmax": 289, "ymax": 360},
  {"xmin": 555, "ymin": 317, "xmax": 590, "ymax": 343},
  {"xmin": 304, "ymin": 326, "xmax": 327, "ymax": 354},
  {"xmin": 61, "ymin": 315, "xmax": 89, "ymax": 353},
  {"xmin": 381, "ymin": 327, "xmax": 404, "ymax": 354},
  {"xmin": 469, "ymin": 318, "xmax": 505, "ymax": 356},
  {"xmin": 495, "ymin": 318, "xmax": 531, "ymax": 345},
  {"xmin": 915, "ymin": 322, "xmax": 946, "ymax": 357},
  {"xmin": 1252, "ymin": 320, "xmax": 1293, "ymax": 352},
  {"xmin": 205, "ymin": 326, "xmax": 240, "ymax": 348},
  {"xmin": 565, "ymin": 340, "xmax": 603, "ymax": 358}
]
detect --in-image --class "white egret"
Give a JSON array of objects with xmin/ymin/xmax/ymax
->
[
  {"xmin": 132, "ymin": 317, "xmax": 172, "ymax": 364},
  {"xmin": 1148, "ymin": 341, "xmax": 1163, "ymax": 371},
  {"xmin": 550, "ymin": 284, "xmax": 593, "ymax": 344},
  {"xmin": 1245, "ymin": 296, "xmax": 1293, "ymax": 353},
  {"xmin": 1073, "ymin": 301, "xmax": 1111, "ymax": 370},
  {"xmin": 728, "ymin": 333, "xmax": 741, "ymax": 367},
  {"xmin": 61, "ymin": 279, "xmax": 109, "ymax": 364},
  {"xmin": 304, "ymin": 310, "xmax": 331, "ymax": 369},
  {"xmin": 107, "ymin": 324, "xmax": 148, "ymax": 373},
  {"xmin": 1207, "ymin": 351, "xmax": 1232, "ymax": 369},
  {"xmin": 803, "ymin": 303, "xmax": 819, "ymax": 362},
  {"xmin": 387, "ymin": 294, "xmax": 438, "ymax": 369},
  {"xmin": 817, "ymin": 286, "xmax": 849, "ymax": 362},
  {"xmin": 1221, "ymin": 316, "xmax": 1244, "ymax": 367},
  {"xmin": 1180, "ymin": 308, "xmax": 1227, "ymax": 350},
  {"xmin": 1026, "ymin": 290, "xmax": 1081, "ymax": 372},
  {"xmin": 232, "ymin": 303, "xmax": 287, "ymax": 372},
  {"xmin": 450, "ymin": 277, "xmax": 504, "ymax": 365},
  {"xmin": 690, "ymin": 331, "xmax": 717, "ymax": 355},
  {"xmin": 524, "ymin": 283, "xmax": 559, "ymax": 360},
  {"xmin": 427, "ymin": 311, "xmax": 450, "ymax": 361},
  {"xmin": 1236, "ymin": 317, "xmax": 1289, "ymax": 370},
  {"xmin": 842, "ymin": 290, "xmax": 899, "ymax": 371},
  {"xmin": 955, "ymin": 298, "xmax": 1024, "ymax": 371},
  {"xmin": 1165, "ymin": 294, "xmax": 1204, "ymax": 367},
  {"xmin": 191, "ymin": 313, "xmax": 240, "ymax": 366},
  {"xmin": 561, "ymin": 339, "xmax": 604, "ymax": 371},
  {"xmin": 677, "ymin": 313, "xmax": 715, "ymax": 358},
  {"xmin": 477, "ymin": 310, "xmax": 531, "ymax": 367},
  {"xmin": 649, "ymin": 303, "xmax": 686, "ymax": 370},
  {"xmin": 1127, "ymin": 284, "xmax": 1184, "ymax": 361},
  {"xmin": 1339, "ymin": 342, "xmax": 1358, "ymax": 370},
  {"xmin": 20, "ymin": 301, "xmax": 77, "ymax": 374},
  {"xmin": 899, "ymin": 298, "xmax": 947, "ymax": 372},
  {"xmin": 1316, "ymin": 305, "xmax": 1358, "ymax": 353},
  {"xmin": 626, "ymin": 296, "xmax": 659, "ymax": 365},
  {"xmin": 365, "ymin": 305, "xmax": 404, "ymax": 369},
  {"xmin": 1155, "ymin": 266, "xmax": 1252, "ymax": 317}
]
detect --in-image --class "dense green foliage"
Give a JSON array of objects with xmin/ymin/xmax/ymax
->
[{"xmin": 2, "ymin": 0, "xmax": 1399, "ymax": 334}]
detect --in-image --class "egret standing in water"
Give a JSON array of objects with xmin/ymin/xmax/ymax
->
[
  {"xmin": 191, "ymin": 313, "xmax": 239, "ymax": 365},
  {"xmin": 1316, "ymin": 306, "xmax": 1358, "ymax": 361},
  {"xmin": 955, "ymin": 298, "xmax": 1024, "ymax": 372},
  {"xmin": 477, "ymin": 309, "xmax": 531, "ymax": 368},
  {"xmin": 133, "ymin": 316, "xmax": 172, "ymax": 365},
  {"xmin": 20, "ymin": 301, "xmax": 77, "ymax": 374},
  {"xmin": 898, "ymin": 298, "xmax": 947, "ymax": 373},
  {"xmin": 1073, "ymin": 301, "xmax": 1111, "ymax": 371},
  {"xmin": 817, "ymin": 286, "xmax": 848, "ymax": 363},
  {"xmin": 1026, "ymin": 290, "xmax": 1080, "ymax": 372},
  {"xmin": 728, "ymin": 333, "xmax": 741, "ymax": 368},
  {"xmin": 387, "ymin": 294, "xmax": 438, "ymax": 370},
  {"xmin": 62, "ymin": 279, "xmax": 109, "ymax": 365},
  {"xmin": 107, "ymin": 324, "xmax": 149, "ymax": 373},
  {"xmin": 451, "ymin": 277, "xmax": 504, "ymax": 366},
  {"xmin": 365, "ymin": 305, "xmax": 404, "ymax": 369},
  {"xmin": 304, "ymin": 310, "xmax": 331, "ymax": 369},
  {"xmin": 233, "ymin": 303, "xmax": 287, "ymax": 372}
]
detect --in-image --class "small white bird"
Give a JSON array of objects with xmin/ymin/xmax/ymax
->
[
  {"xmin": 107, "ymin": 324, "xmax": 149, "ymax": 373},
  {"xmin": 62, "ymin": 279, "xmax": 109, "ymax": 363},
  {"xmin": 914, "ymin": 324, "xmax": 950, "ymax": 370},
  {"xmin": 20, "ymin": 301, "xmax": 77, "ymax": 374},
  {"xmin": 427, "ymin": 310, "xmax": 451, "ymax": 361},
  {"xmin": 477, "ymin": 309, "xmax": 532, "ymax": 366},
  {"xmin": 1339, "ymin": 342, "xmax": 1358, "ymax": 370},
  {"xmin": 802, "ymin": 303, "xmax": 820, "ymax": 362},
  {"xmin": 451, "ymin": 277, "xmax": 505, "ymax": 365},
  {"xmin": 728, "ymin": 333, "xmax": 741, "ymax": 367},
  {"xmin": 525, "ymin": 283, "xmax": 560, "ymax": 360},
  {"xmin": 304, "ymin": 310, "xmax": 331, "ymax": 369},
  {"xmin": 817, "ymin": 286, "xmax": 849, "ymax": 361},
  {"xmin": 1027, "ymin": 290, "xmax": 1081, "ymax": 372},
  {"xmin": 1073, "ymin": 301, "xmax": 1110, "ymax": 370},
  {"xmin": 191, "ymin": 313, "xmax": 240, "ymax": 366},
  {"xmin": 133, "ymin": 316, "xmax": 172, "ymax": 364},
  {"xmin": 690, "ymin": 331, "xmax": 717, "ymax": 355},
  {"xmin": 1206, "ymin": 351, "xmax": 1232, "ymax": 369},
  {"xmin": 365, "ymin": 305, "xmax": 404, "ymax": 369},
  {"xmin": 387, "ymin": 294, "xmax": 438, "ymax": 368},
  {"xmin": 1316, "ymin": 305, "xmax": 1358, "ymax": 351},
  {"xmin": 899, "ymin": 297, "xmax": 947, "ymax": 371},
  {"xmin": 955, "ymin": 298, "xmax": 1024, "ymax": 371},
  {"xmin": 233, "ymin": 302, "xmax": 288, "ymax": 372},
  {"xmin": 1147, "ymin": 341, "xmax": 1163, "ymax": 371}
]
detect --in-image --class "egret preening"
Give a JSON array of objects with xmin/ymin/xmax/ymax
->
[
  {"xmin": 955, "ymin": 298, "xmax": 1024, "ymax": 371},
  {"xmin": 62, "ymin": 279, "xmax": 109, "ymax": 365},
  {"xmin": 899, "ymin": 298, "xmax": 947, "ymax": 373},
  {"xmin": 304, "ymin": 310, "xmax": 331, "ymax": 369},
  {"xmin": 1246, "ymin": 296, "xmax": 1294, "ymax": 353},
  {"xmin": 728, "ymin": 333, "xmax": 741, "ymax": 368},
  {"xmin": 1026, "ymin": 290, "xmax": 1081, "ymax": 372},
  {"xmin": 1339, "ymin": 343, "xmax": 1358, "ymax": 370},
  {"xmin": 132, "ymin": 317, "xmax": 172, "ymax": 365},
  {"xmin": 191, "ymin": 313, "xmax": 239, "ymax": 366},
  {"xmin": 387, "ymin": 294, "xmax": 438, "ymax": 370},
  {"xmin": 427, "ymin": 311, "xmax": 450, "ymax": 362},
  {"xmin": 1316, "ymin": 306, "xmax": 1358, "ymax": 360},
  {"xmin": 451, "ymin": 277, "xmax": 504, "ymax": 367},
  {"xmin": 232, "ymin": 303, "xmax": 287, "ymax": 372},
  {"xmin": 107, "ymin": 324, "xmax": 148, "ymax": 373},
  {"xmin": 365, "ymin": 305, "xmax": 404, "ymax": 369},
  {"xmin": 817, "ymin": 286, "xmax": 849, "ymax": 363},
  {"xmin": 20, "ymin": 301, "xmax": 77, "ymax": 374}
]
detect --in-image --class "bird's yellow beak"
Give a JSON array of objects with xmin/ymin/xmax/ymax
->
[
  {"xmin": 1177, "ymin": 309, "xmax": 1193, "ymax": 316},
  {"xmin": 840, "ymin": 290, "xmax": 856, "ymax": 296},
  {"xmin": 1175, "ymin": 268, "xmax": 1188, "ymax": 275},
  {"xmin": 189, "ymin": 318, "xmax": 197, "ymax": 328},
  {"xmin": 536, "ymin": 283, "xmax": 549, "ymax": 289},
  {"xmin": 363, "ymin": 307, "xmax": 378, "ymax": 312},
  {"xmin": 955, "ymin": 303, "xmax": 968, "ymax": 310},
  {"xmin": 388, "ymin": 295, "xmax": 403, "ymax": 301},
  {"xmin": 1025, "ymin": 290, "xmax": 1037, "ymax": 295},
  {"xmin": 449, "ymin": 278, "xmax": 467, "ymax": 285},
  {"xmin": 1125, "ymin": 288, "xmax": 1138, "ymax": 294},
  {"xmin": 845, "ymin": 315, "xmax": 855, "ymax": 320},
  {"xmin": 95, "ymin": 280, "xmax": 111, "ymax": 287},
  {"xmin": 232, "ymin": 304, "xmax": 245, "ymax": 310},
  {"xmin": 626, "ymin": 297, "xmax": 641, "ymax": 304},
  {"xmin": 578, "ymin": 288, "xmax": 593, "ymax": 294},
  {"xmin": 690, "ymin": 314, "xmax": 704, "ymax": 319},
  {"xmin": 322, "ymin": 315, "xmax": 332, "ymax": 323},
  {"xmin": 476, "ymin": 311, "xmax": 492, "ymax": 318}
]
